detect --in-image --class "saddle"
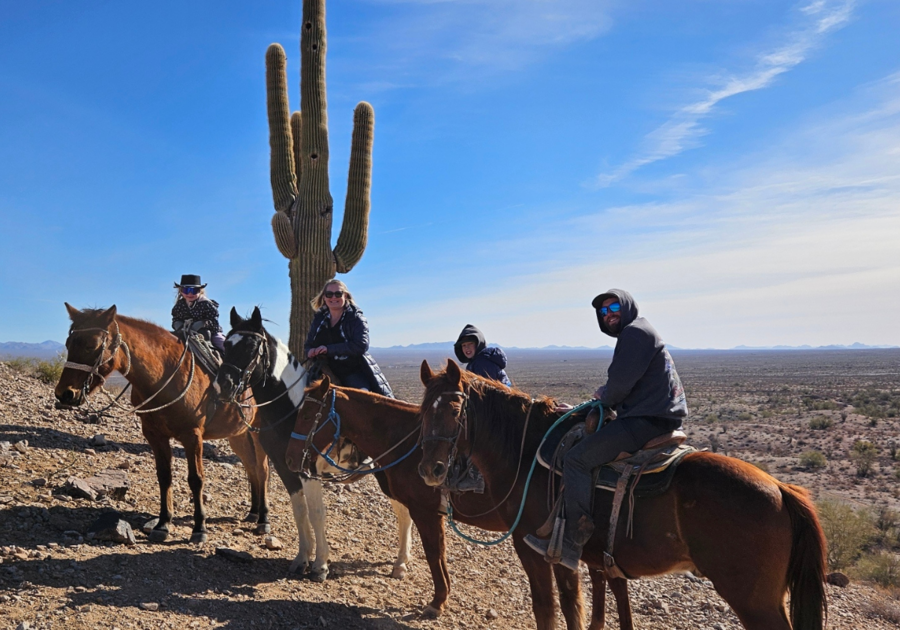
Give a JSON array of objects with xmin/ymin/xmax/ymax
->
[
  {"xmin": 536, "ymin": 412, "xmax": 695, "ymax": 579},
  {"xmin": 186, "ymin": 334, "xmax": 222, "ymax": 377}
]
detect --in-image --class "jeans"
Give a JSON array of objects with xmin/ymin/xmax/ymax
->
[
  {"xmin": 339, "ymin": 371, "xmax": 371, "ymax": 391},
  {"xmin": 562, "ymin": 416, "xmax": 674, "ymax": 545}
]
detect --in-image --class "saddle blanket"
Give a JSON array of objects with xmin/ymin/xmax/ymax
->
[{"xmin": 537, "ymin": 414, "xmax": 696, "ymax": 497}]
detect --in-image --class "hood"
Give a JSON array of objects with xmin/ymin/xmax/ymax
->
[
  {"xmin": 591, "ymin": 289, "xmax": 638, "ymax": 338},
  {"xmin": 454, "ymin": 324, "xmax": 486, "ymax": 362}
]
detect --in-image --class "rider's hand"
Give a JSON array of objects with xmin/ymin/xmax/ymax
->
[
  {"xmin": 307, "ymin": 346, "xmax": 328, "ymax": 358},
  {"xmin": 555, "ymin": 403, "xmax": 574, "ymax": 412},
  {"xmin": 592, "ymin": 385, "xmax": 606, "ymax": 400}
]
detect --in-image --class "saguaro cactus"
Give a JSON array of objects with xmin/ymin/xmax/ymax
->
[{"xmin": 266, "ymin": 0, "xmax": 374, "ymax": 355}]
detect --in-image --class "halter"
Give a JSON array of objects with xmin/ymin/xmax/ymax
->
[
  {"xmin": 419, "ymin": 390, "xmax": 470, "ymax": 475},
  {"xmin": 218, "ymin": 331, "xmax": 270, "ymax": 404},
  {"xmin": 292, "ymin": 388, "xmax": 421, "ymax": 481},
  {"xmin": 64, "ymin": 321, "xmax": 132, "ymax": 397}
]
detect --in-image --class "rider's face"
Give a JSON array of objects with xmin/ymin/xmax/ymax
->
[{"xmin": 601, "ymin": 297, "xmax": 621, "ymax": 332}]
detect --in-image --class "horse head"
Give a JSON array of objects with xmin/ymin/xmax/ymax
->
[
  {"xmin": 417, "ymin": 359, "xmax": 468, "ymax": 487},
  {"xmin": 285, "ymin": 375, "xmax": 332, "ymax": 472},
  {"xmin": 55, "ymin": 303, "xmax": 122, "ymax": 406},
  {"xmin": 214, "ymin": 306, "xmax": 271, "ymax": 403}
]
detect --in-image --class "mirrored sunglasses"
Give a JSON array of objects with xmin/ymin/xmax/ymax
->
[
  {"xmin": 182, "ymin": 287, "xmax": 200, "ymax": 295},
  {"xmin": 599, "ymin": 302, "xmax": 621, "ymax": 317}
]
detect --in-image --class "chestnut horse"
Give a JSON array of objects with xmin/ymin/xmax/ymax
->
[
  {"xmin": 417, "ymin": 360, "xmax": 828, "ymax": 630},
  {"xmin": 211, "ymin": 307, "xmax": 414, "ymax": 582},
  {"xmin": 279, "ymin": 375, "xmax": 633, "ymax": 628},
  {"xmin": 55, "ymin": 304, "xmax": 272, "ymax": 544}
]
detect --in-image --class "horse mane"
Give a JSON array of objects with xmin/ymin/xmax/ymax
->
[
  {"xmin": 424, "ymin": 367, "xmax": 559, "ymax": 469},
  {"xmin": 76, "ymin": 309, "xmax": 174, "ymax": 340}
]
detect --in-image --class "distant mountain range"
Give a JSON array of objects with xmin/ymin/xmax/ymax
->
[
  {"xmin": 0, "ymin": 340, "xmax": 66, "ymax": 359},
  {"xmin": 1, "ymin": 339, "xmax": 896, "ymax": 360}
]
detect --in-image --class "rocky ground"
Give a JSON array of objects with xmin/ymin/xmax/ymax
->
[{"xmin": 3, "ymin": 353, "xmax": 900, "ymax": 629}]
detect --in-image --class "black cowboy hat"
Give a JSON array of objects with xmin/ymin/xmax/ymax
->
[{"xmin": 174, "ymin": 274, "xmax": 207, "ymax": 289}]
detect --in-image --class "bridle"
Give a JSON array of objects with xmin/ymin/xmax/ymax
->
[
  {"xmin": 64, "ymin": 321, "xmax": 132, "ymax": 397},
  {"xmin": 292, "ymin": 386, "xmax": 422, "ymax": 481},
  {"xmin": 218, "ymin": 331, "xmax": 270, "ymax": 404},
  {"xmin": 419, "ymin": 389, "xmax": 470, "ymax": 474}
]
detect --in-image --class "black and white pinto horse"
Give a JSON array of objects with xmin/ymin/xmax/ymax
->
[{"xmin": 213, "ymin": 307, "xmax": 413, "ymax": 582}]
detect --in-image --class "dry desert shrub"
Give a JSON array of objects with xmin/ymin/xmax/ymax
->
[
  {"xmin": 809, "ymin": 415, "xmax": 834, "ymax": 430},
  {"xmin": 856, "ymin": 552, "xmax": 900, "ymax": 588},
  {"xmin": 851, "ymin": 440, "xmax": 879, "ymax": 477},
  {"xmin": 6, "ymin": 353, "xmax": 66, "ymax": 384},
  {"xmin": 818, "ymin": 498, "xmax": 877, "ymax": 571},
  {"xmin": 799, "ymin": 450, "xmax": 827, "ymax": 470}
]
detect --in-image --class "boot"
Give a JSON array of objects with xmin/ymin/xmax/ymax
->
[
  {"xmin": 523, "ymin": 534, "xmax": 582, "ymax": 571},
  {"xmin": 454, "ymin": 462, "xmax": 485, "ymax": 493}
]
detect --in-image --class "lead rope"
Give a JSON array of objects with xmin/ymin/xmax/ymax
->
[{"xmin": 445, "ymin": 399, "xmax": 603, "ymax": 547}]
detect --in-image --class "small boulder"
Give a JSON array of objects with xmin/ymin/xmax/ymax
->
[
  {"xmin": 215, "ymin": 547, "xmax": 253, "ymax": 564},
  {"xmin": 826, "ymin": 572, "xmax": 850, "ymax": 587},
  {"xmin": 264, "ymin": 535, "xmax": 283, "ymax": 550},
  {"xmin": 86, "ymin": 511, "xmax": 136, "ymax": 546},
  {"xmin": 90, "ymin": 434, "xmax": 107, "ymax": 447}
]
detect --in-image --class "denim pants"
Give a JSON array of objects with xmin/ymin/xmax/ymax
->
[{"xmin": 562, "ymin": 416, "xmax": 674, "ymax": 545}]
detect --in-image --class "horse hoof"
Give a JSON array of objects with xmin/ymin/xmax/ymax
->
[
  {"xmin": 254, "ymin": 522, "xmax": 271, "ymax": 535},
  {"xmin": 148, "ymin": 528, "xmax": 169, "ymax": 543},
  {"xmin": 190, "ymin": 532, "xmax": 208, "ymax": 544},
  {"xmin": 244, "ymin": 512, "xmax": 259, "ymax": 523},
  {"xmin": 289, "ymin": 560, "xmax": 309, "ymax": 575},
  {"xmin": 391, "ymin": 565, "xmax": 407, "ymax": 580},
  {"xmin": 422, "ymin": 605, "xmax": 442, "ymax": 619},
  {"xmin": 308, "ymin": 567, "xmax": 329, "ymax": 583}
]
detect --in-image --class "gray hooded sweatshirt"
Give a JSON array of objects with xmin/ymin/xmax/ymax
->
[{"xmin": 591, "ymin": 289, "xmax": 687, "ymax": 427}]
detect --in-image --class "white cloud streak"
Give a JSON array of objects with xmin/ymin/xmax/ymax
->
[{"xmin": 594, "ymin": 0, "xmax": 855, "ymax": 187}]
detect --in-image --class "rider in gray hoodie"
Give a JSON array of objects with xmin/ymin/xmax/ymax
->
[{"xmin": 525, "ymin": 289, "xmax": 688, "ymax": 570}]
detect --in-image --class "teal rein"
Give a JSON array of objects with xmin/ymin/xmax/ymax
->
[{"xmin": 446, "ymin": 398, "xmax": 605, "ymax": 547}]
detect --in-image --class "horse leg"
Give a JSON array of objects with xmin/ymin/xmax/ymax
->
[
  {"xmin": 512, "ymin": 534, "xmax": 559, "ymax": 630},
  {"xmin": 389, "ymin": 499, "xmax": 413, "ymax": 580},
  {"xmin": 553, "ymin": 564, "xmax": 586, "ymax": 630},
  {"xmin": 182, "ymin": 430, "xmax": 208, "ymax": 544},
  {"xmin": 227, "ymin": 431, "xmax": 272, "ymax": 534},
  {"xmin": 587, "ymin": 568, "xmax": 606, "ymax": 630},
  {"xmin": 287, "ymin": 485, "xmax": 315, "ymax": 576},
  {"xmin": 301, "ymin": 479, "xmax": 330, "ymax": 582},
  {"xmin": 606, "ymin": 574, "xmax": 633, "ymax": 630},
  {"xmin": 410, "ymin": 510, "xmax": 450, "ymax": 617},
  {"xmin": 144, "ymin": 429, "xmax": 174, "ymax": 543}
]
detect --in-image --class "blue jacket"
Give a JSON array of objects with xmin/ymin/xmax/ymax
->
[
  {"xmin": 453, "ymin": 324, "xmax": 512, "ymax": 387},
  {"xmin": 305, "ymin": 304, "xmax": 393, "ymax": 398}
]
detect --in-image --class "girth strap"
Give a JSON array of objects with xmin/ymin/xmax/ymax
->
[{"xmin": 603, "ymin": 464, "xmax": 634, "ymax": 580}]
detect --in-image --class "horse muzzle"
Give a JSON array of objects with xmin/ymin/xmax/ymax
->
[
  {"xmin": 418, "ymin": 460, "xmax": 448, "ymax": 487},
  {"xmin": 55, "ymin": 386, "xmax": 85, "ymax": 406}
]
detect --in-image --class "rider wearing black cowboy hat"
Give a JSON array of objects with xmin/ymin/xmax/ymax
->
[{"xmin": 172, "ymin": 274, "xmax": 225, "ymax": 352}]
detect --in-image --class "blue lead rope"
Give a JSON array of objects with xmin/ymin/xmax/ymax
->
[
  {"xmin": 446, "ymin": 399, "xmax": 604, "ymax": 547},
  {"xmin": 293, "ymin": 389, "xmax": 420, "ymax": 475}
]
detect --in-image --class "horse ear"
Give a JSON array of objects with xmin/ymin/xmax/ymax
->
[
  {"xmin": 317, "ymin": 375, "xmax": 331, "ymax": 394},
  {"xmin": 100, "ymin": 305, "xmax": 117, "ymax": 325},
  {"xmin": 446, "ymin": 359, "xmax": 462, "ymax": 385},
  {"xmin": 250, "ymin": 307, "xmax": 262, "ymax": 330},
  {"xmin": 230, "ymin": 307, "xmax": 242, "ymax": 329},
  {"xmin": 65, "ymin": 302, "xmax": 80, "ymax": 320},
  {"xmin": 420, "ymin": 360, "xmax": 435, "ymax": 386}
]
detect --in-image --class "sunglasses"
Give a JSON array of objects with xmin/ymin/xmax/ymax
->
[
  {"xmin": 182, "ymin": 287, "xmax": 200, "ymax": 295},
  {"xmin": 324, "ymin": 290, "xmax": 344, "ymax": 299},
  {"xmin": 599, "ymin": 302, "xmax": 621, "ymax": 317}
]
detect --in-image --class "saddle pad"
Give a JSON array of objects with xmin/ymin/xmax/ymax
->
[
  {"xmin": 187, "ymin": 335, "xmax": 222, "ymax": 377},
  {"xmin": 536, "ymin": 419, "xmax": 696, "ymax": 497}
]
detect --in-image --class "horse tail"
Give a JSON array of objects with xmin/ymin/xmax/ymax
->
[{"xmin": 780, "ymin": 482, "xmax": 827, "ymax": 630}]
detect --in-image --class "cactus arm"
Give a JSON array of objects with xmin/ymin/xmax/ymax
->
[
  {"xmin": 333, "ymin": 102, "xmax": 374, "ymax": 273},
  {"xmin": 291, "ymin": 111, "xmax": 303, "ymax": 184},
  {"xmin": 265, "ymin": 44, "xmax": 298, "ymax": 215},
  {"xmin": 297, "ymin": 0, "xmax": 331, "ymax": 215}
]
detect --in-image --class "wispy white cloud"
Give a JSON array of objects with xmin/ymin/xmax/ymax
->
[
  {"xmin": 594, "ymin": 0, "xmax": 855, "ymax": 187},
  {"xmin": 364, "ymin": 71, "xmax": 900, "ymax": 348},
  {"xmin": 358, "ymin": 0, "xmax": 614, "ymax": 80}
]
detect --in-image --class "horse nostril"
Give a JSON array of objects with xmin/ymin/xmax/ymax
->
[{"xmin": 433, "ymin": 462, "xmax": 446, "ymax": 479}]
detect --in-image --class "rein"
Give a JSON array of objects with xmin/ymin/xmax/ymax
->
[
  {"xmin": 66, "ymin": 321, "xmax": 197, "ymax": 415},
  {"xmin": 293, "ymin": 388, "xmax": 421, "ymax": 481},
  {"xmin": 431, "ymin": 392, "xmax": 603, "ymax": 546}
]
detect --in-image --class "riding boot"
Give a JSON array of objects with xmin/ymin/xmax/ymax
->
[{"xmin": 454, "ymin": 462, "xmax": 486, "ymax": 493}]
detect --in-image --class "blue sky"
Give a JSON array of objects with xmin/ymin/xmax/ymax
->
[{"xmin": 1, "ymin": 0, "xmax": 898, "ymax": 349}]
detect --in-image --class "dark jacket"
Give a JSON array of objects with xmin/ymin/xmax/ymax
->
[
  {"xmin": 305, "ymin": 304, "xmax": 393, "ymax": 398},
  {"xmin": 453, "ymin": 324, "xmax": 512, "ymax": 387},
  {"xmin": 171, "ymin": 296, "xmax": 222, "ymax": 339},
  {"xmin": 591, "ymin": 289, "xmax": 687, "ymax": 427}
]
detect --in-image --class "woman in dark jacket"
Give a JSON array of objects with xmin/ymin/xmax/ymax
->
[{"xmin": 304, "ymin": 279, "xmax": 393, "ymax": 398}]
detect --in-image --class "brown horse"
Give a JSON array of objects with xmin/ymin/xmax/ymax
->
[
  {"xmin": 55, "ymin": 304, "xmax": 271, "ymax": 544},
  {"xmin": 280, "ymin": 375, "xmax": 632, "ymax": 629},
  {"xmin": 417, "ymin": 360, "xmax": 828, "ymax": 630}
]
